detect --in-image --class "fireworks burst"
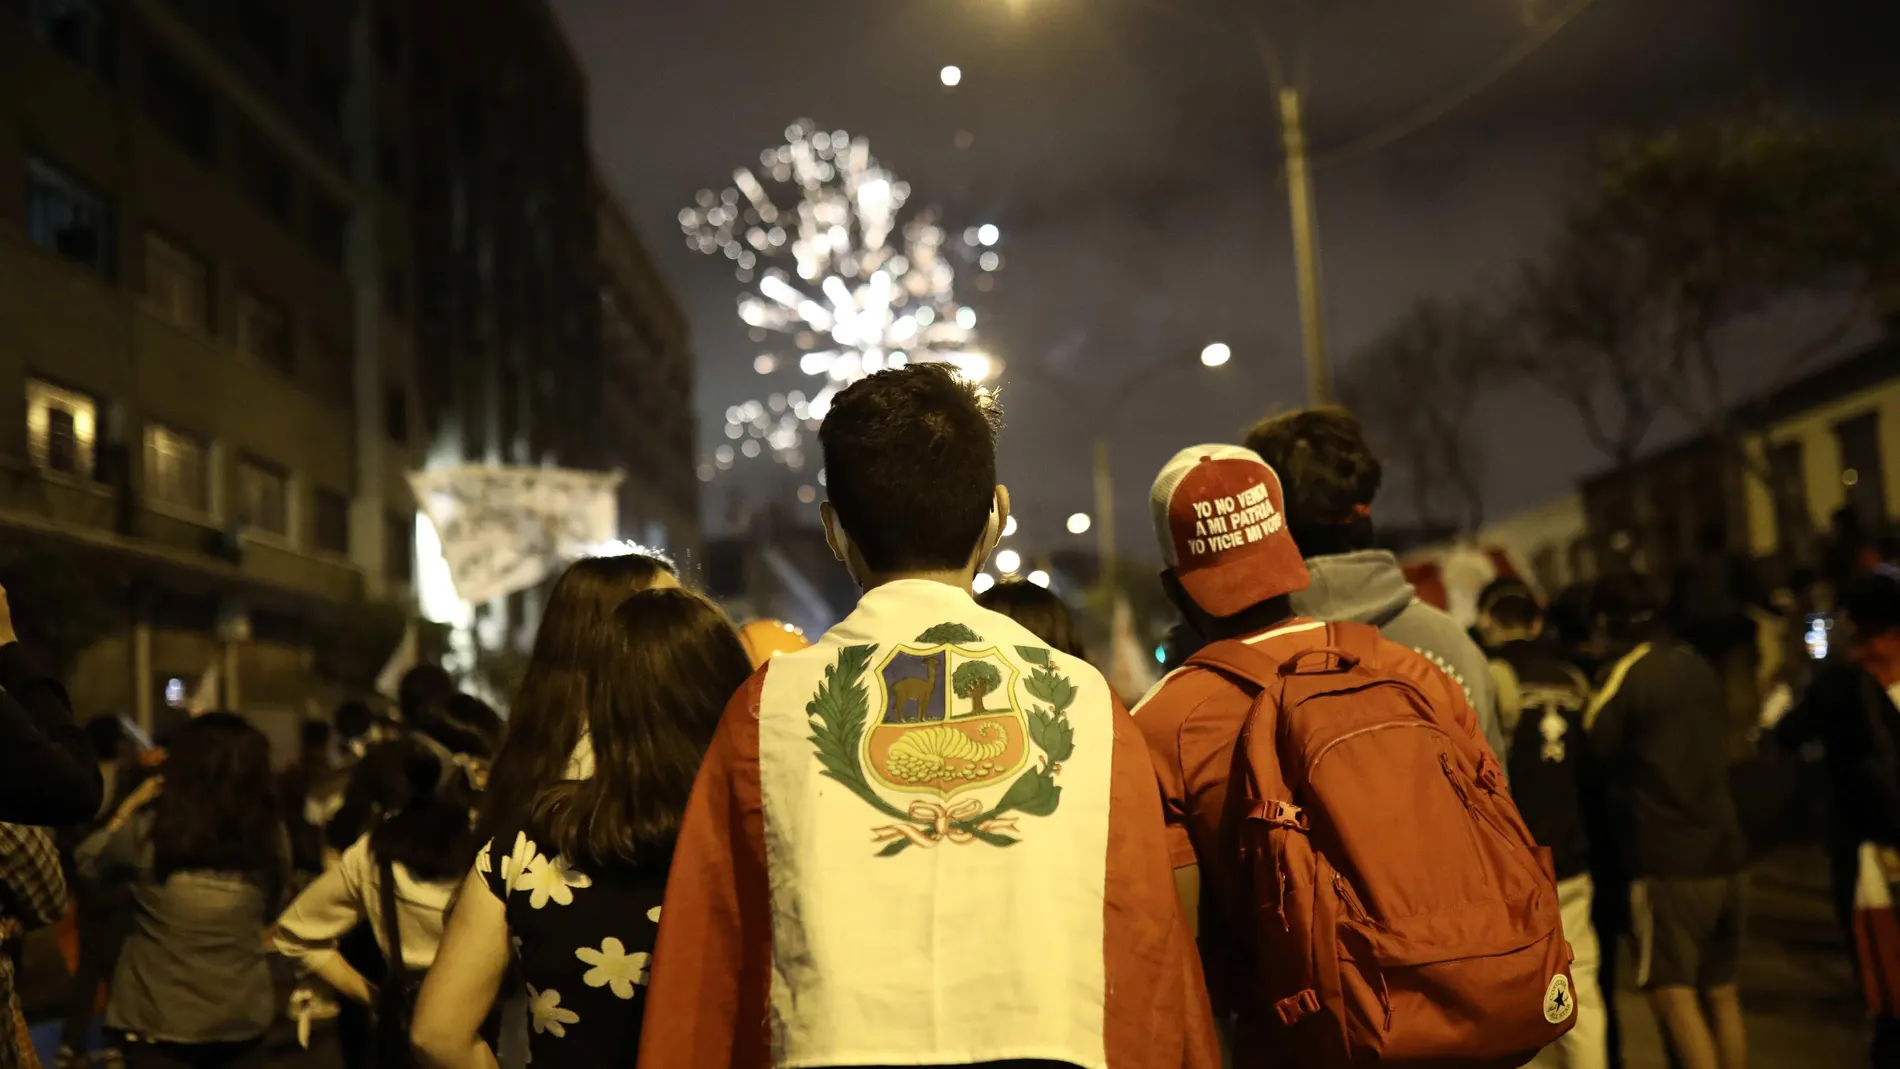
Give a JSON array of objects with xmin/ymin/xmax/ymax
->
[{"xmin": 683, "ymin": 120, "xmax": 1002, "ymax": 478}]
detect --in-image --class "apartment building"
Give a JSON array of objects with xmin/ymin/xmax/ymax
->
[{"xmin": 0, "ymin": 0, "xmax": 417, "ymax": 732}]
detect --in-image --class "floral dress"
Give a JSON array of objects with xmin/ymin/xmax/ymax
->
[{"xmin": 478, "ymin": 823, "xmax": 670, "ymax": 1067}]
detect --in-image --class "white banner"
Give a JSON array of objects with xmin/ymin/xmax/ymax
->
[{"xmin": 408, "ymin": 466, "xmax": 623, "ymax": 605}]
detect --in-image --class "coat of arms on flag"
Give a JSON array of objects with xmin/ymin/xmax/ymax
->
[{"xmin": 806, "ymin": 622, "xmax": 1079, "ymax": 856}]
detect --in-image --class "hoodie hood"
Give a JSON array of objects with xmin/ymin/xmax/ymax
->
[{"xmin": 1288, "ymin": 549, "xmax": 1417, "ymax": 627}]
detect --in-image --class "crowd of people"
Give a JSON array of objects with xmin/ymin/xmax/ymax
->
[{"xmin": 0, "ymin": 361, "xmax": 1895, "ymax": 1069}]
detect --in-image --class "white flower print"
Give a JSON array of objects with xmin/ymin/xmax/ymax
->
[
  {"xmin": 647, "ymin": 905, "xmax": 662, "ymax": 923},
  {"xmin": 518, "ymin": 851, "xmax": 593, "ymax": 909},
  {"xmin": 475, "ymin": 842, "xmax": 492, "ymax": 877},
  {"xmin": 575, "ymin": 937, "xmax": 651, "ymax": 999},
  {"xmin": 526, "ymin": 984, "xmax": 579, "ymax": 1038},
  {"xmin": 501, "ymin": 831, "xmax": 537, "ymax": 893}
]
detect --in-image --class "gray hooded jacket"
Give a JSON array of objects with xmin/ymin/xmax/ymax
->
[{"xmin": 1289, "ymin": 549, "xmax": 1508, "ymax": 765}]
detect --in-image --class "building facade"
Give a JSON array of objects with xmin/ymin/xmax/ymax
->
[
  {"xmin": 0, "ymin": 0, "xmax": 418, "ymax": 738},
  {"xmin": 597, "ymin": 169, "xmax": 699, "ymax": 563},
  {"xmin": 1580, "ymin": 337, "xmax": 1900, "ymax": 582}
]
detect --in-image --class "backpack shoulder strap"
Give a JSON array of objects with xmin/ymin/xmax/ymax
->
[{"xmin": 1185, "ymin": 637, "xmax": 1286, "ymax": 690}]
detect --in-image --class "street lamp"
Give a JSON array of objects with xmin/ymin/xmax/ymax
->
[{"xmin": 984, "ymin": 1, "xmax": 1332, "ymax": 404}]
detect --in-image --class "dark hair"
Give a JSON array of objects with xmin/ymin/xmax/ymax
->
[
  {"xmin": 298, "ymin": 719, "xmax": 333, "ymax": 754},
  {"xmin": 149, "ymin": 713, "xmax": 286, "ymax": 901},
  {"xmin": 333, "ymin": 700, "xmax": 375, "ymax": 741},
  {"xmin": 1844, "ymin": 572, "xmax": 1900, "ymax": 637},
  {"xmin": 366, "ymin": 737, "xmax": 479, "ymax": 884},
  {"xmin": 1479, "ymin": 577, "xmax": 1543, "ymax": 633},
  {"xmin": 1592, "ymin": 574, "xmax": 1659, "ymax": 644},
  {"xmin": 397, "ymin": 665, "xmax": 456, "ymax": 723},
  {"xmin": 819, "ymin": 363, "xmax": 1003, "ymax": 573},
  {"xmin": 977, "ymin": 579, "xmax": 1086, "ymax": 659},
  {"xmin": 1242, "ymin": 407, "xmax": 1382, "ymax": 556},
  {"xmin": 84, "ymin": 715, "xmax": 126, "ymax": 762},
  {"xmin": 474, "ymin": 552, "xmax": 678, "ymax": 858},
  {"xmin": 414, "ymin": 693, "xmax": 502, "ymax": 761},
  {"xmin": 530, "ymin": 589, "xmax": 752, "ymax": 869}
]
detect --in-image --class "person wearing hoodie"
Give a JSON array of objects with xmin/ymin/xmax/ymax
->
[{"xmin": 1243, "ymin": 407, "xmax": 1507, "ymax": 763}]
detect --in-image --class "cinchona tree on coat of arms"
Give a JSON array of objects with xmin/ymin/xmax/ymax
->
[{"xmin": 806, "ymin": 624, "xmax": 1078, "ymax": 856}]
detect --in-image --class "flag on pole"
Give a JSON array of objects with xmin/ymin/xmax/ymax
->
[
  {"xmin": 408, "ymin": 465, "xmax": 622, "ymax": 606},
  {"xmin": 376, "ymin": 621, "xmax": 418, "ymax": 704},
  {"xmin": 1105, "ymin": 594, "xmax": 1157, "ymax": 706},
  {"xmin": 185, "ymin": 660, "xmax": 220, "ymax": 716}
]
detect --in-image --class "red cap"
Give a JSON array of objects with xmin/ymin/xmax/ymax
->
[{"xmin": 1149, "ymin": 445, "xmax": 1310, "ymax": 617}]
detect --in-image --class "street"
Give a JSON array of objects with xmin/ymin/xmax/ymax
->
[
  {"xmin": 1612, "ymin": 846, "xmax": 1865, "ymax": 1068},
  {"xmin": 236, "ymin": 849, "xmax": 1864, "ymax": 1068}
]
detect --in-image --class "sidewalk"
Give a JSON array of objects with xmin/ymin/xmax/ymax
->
[{"xmin": 1613, "ymin": 845, "xmax": 1866, "ymax": 1068}]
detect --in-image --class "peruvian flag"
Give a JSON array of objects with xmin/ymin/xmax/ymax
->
[
  {"xmin": 637, "ymin": 579, "xmax": 1218, "ymax": 1069},
  {"xmin": 1855, "ymin": 842, "xmax": 1900, "ymax": 1017}
]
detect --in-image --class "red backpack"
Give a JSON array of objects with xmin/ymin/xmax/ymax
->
[{"xmin": 1187, "ymin": 622, "xmax": 1574, "ymax": 1067}]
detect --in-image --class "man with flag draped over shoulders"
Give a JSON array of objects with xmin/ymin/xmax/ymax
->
[{"xmin": 638, "ymin": 363, "xmax": 1218, "ymax": 1069}]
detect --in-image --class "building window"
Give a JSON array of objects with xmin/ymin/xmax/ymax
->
[
  {"xmin": 26, "ymin": 379, "xmax": 97, "ymax": 477},
  {"xmin": 307, "ymin": 194, "xmax": 347, "ymax": 266},
  {"xmin": 26, "ymin": 157, "xmax": 111, "ymax": 275},
  {"xmin": 314, "ymin": 488, "xmax": 350, "ymax": 554},
  {"xmin": 306, "ymin": 58, "xmax": 344, "ymax": 131},
  {"xmin": 233, "ymin": 127, "xmax": 292, "ymax": 223},
  {"xmin": 236, "ymin": 457, "xmax": 288, "ymax": 535},
  {"xmin": 141, "ymin": 230, "xmax": 210, "ymax": 332},
  {"xmin": 377, "ymin": 138, "xmax": 404, "ymax": 196},
  {"xmin": 383, "ymin": 267, "xmax": 407, "ymax": 322},
  {"xmin": 376, "ymin": 10, "xmax": 401, "ymax": 72},
  {"xmin": 143, "ymin": 43, "xmax": 215, "ymax": 161},
  {"xmin": 143, "ymin": 424, "xmax": 209, "ymax": 513},
  {"xmin": 384, "ymin": 385, "xmax": 408, "ymax": 443},
  {"xmin": 33, "ymin": 0, "xmax": 110, "ymax": 73},
  {"xmin": 1836, "ymin": 411, "xmax": 1887, "ymax": 532},
  {"xmin": 311, "ymin": 331, "xmax": 353, "ymax": 405},
  {"xmin": 1767, "ymin": 441, "xmax": 1811, "ymax": 555},
  {"xmin": 386, "ymin": 511, "xmax": 413, "ymax": 582},
  {"xmin": 236, "ymin": 289, "xmax": 292, "ymax": 372},
  {"xmin": 232, "ymin": 0, "xmax": 289, "ymax": 74}
]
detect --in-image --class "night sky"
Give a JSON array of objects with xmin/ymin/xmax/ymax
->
[{"xmin": 552, "ymin": 0, "xmax": 1897, "ymax": 560}]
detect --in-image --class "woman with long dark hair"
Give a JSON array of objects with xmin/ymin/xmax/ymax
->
[
  {"xmin": 274, "ymin": 737, "xmax": 480, "ymax": 1066},
  {"xmin": 75, "ymin": 713, "xmax": 289, "ymax": 1069},
  {"xmin": 412, "ymin": 585, "xmax": 752, "ymax": 1069},
  {"xmin": 468, "ymin": 552, "xmax": 678, "ymax": 861}
]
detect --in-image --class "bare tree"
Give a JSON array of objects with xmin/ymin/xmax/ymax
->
[
  {"xmin": 1514, "ymin": 106, "xmax": 1900, "ymax": 492},
  {"xmin": 1342, "ymin": 298, "xmax": 1502, "ymax": 535}
]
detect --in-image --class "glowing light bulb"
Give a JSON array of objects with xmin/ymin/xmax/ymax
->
[
  {"xmin": 972, "ymin": 572, "xmax": 995, "ymax": 594},
  {"xmin": 1200, "ymin": 342, "xmax": 1232, "ymax": 367},
  {"xmin": 977, "ymin": 224, "xmax": 999, "ymax": 246},
  {"xmin": 1027, "ymin": 570, "xmax": 1051, "ymax": 588},
  {"xmin": 940, "ymin": 65, "xmax": 963, "ymax": 87},
  {"xmin": 1002, "ymin": 515, "xmax": 1018, "ymax": 537},
  {"xmin": 995, "ymin": 549, "xmax": 1021, "ymax": 573},
  {"xmin": 1066, "ymin": 512, "xmax": 1092, "ymax": 535}
]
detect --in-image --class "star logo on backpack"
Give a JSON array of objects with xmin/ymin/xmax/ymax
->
[
  {"xmin": 1543, "ymin": 973, "xmax": 1574, "ymax": 1024},
  {"xmin": 804, "ymin": 623, "xmax": 1078, "ymax": 856}
]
